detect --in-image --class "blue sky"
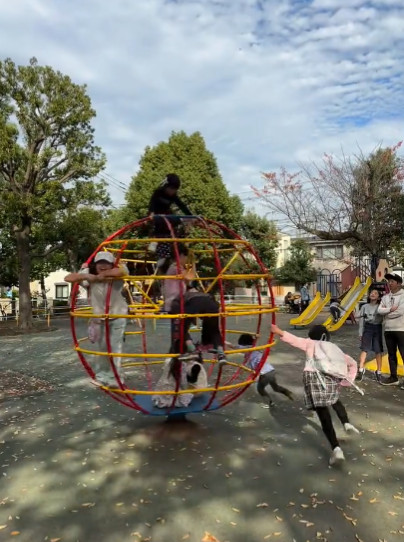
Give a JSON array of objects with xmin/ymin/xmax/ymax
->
[{"xmin": 1, "ymin": 0, "xmax": 403, "ymax": 214}]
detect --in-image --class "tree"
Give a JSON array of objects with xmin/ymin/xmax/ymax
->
[
  {"xmin": 240, "ymin": 211, "xmax": 278, "ymax": 270},
  {"xmin": 252, "ymin": 143, "xmax": 404, "ymax": 278},
  {"xmin": 0, "ymin": 57, "xmax": 105, "ymax": 329},
  {"xmin": 124, "ymin": 131, "xmax": 244, "ymax": 230},
  {"xmin": 276, "ymin": 239, "xmax": 317, "ymax": 288}
]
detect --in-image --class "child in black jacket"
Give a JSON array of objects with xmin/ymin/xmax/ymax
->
[{"xmin": 148, "ymin": 174, "xmax": 193, "ymax": 270}]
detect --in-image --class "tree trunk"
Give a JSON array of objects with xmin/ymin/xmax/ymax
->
[
  {"xmin": 15, "ymin": 225, "xmax": 33, "ymax": 330},
  {"xmin": 370, "ymin": 254, "xmax": 379, "ymax": 281},
  {"xmin": 67, "ymin": 248, "xmax": 78, "ymax": 272},
  {"xmin": 40, "ymin": 275, "xmax": 47, "ymax": 302}
]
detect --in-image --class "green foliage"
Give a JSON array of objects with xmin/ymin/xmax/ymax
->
[
  {"xmin": 240, "ymin": 211, "xmax": 278, "ymax": 270},
  {"xmin": 125, "ymin": 131, "xmax": 244, "ymax": 229},
  {"xmin": 276, "ymin": 239, "xmax": 317, "ymax": 287},
  {"xmin": 0, "ymin": 57, "xmax": 106, "ymax": 328}
]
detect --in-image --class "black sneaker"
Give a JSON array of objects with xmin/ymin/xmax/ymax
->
[
  {"xmin": 375, "ymin": 371, "xmax": 382, "ymax": 384},
  {"xmin": 381, "ymin": 376, "xmax": 399, "ymax": 386},
  {"xmin": 355, "ymin": 370, "xmax": 364, "ymax": 382}
]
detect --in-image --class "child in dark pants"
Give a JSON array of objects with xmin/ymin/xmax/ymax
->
[
  {"xmin": 271, "ymin": 323, "xmax": 360, "ymax": 466},
  {"xmin": 148, "ymin": 173, "xmax": 193, "ymax": 270},
  {"xmin": 237, "ymin": 334, "xmax": 294, "ymax": 406},
  {"xmin": 170, "ymin": 287, "xmax": 227, "ymax": 364}
]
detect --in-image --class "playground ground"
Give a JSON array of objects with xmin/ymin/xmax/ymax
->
[{"xmin": 1, "ymin": 312, "xmax": 404, "ymax": 542}]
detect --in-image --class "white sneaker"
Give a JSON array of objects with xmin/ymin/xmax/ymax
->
[
  {"xmin": 344, "ymin": 423, "xmax": 360, "ymax": 434},
  {"xmin": 148, "ymin": 242, "xmax": 157, "ymax": 253},
  {"xmin": 329, "ymin": 446, "xmax": 345, "ymax": 466},
  {"xmin": 94, "ymin": 372, "xmax": 123, "ymax": 387}
]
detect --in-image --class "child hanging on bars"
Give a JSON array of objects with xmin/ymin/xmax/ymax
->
[
  {"xmin": 236, "ymin": 334, "xmax": 294, "ymax": 407},
  {"xmin": 152, "ymin": 351, "xmax": 208, "ymax": 408},
  {"xmin": 170, "ymin": 282, "xmax": 227, "ymax": 365},
  {"xmin": 148, "ymin": 173, "xmax": 193, "ymax": 272},
  {"xmin": 65, "ymin": 251, "xmax": 129, "ymax": 387},
  {"xmin": 271, "ymin": 323, "xmax": 361, "ymax": 466}
]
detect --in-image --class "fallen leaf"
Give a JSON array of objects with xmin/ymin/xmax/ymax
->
[
  {"xmin": 0, "ymin": 526, "xmax": 7, "ymax": 530},
  {"xmin": 11, "ymin": 532, "xmax": 20, "ymax": 536},
  {"xmin": 256, "ymin": 502, "xmax": 269, "ymax": 508},
  {"xmin": 369, "ymin": 498, "xmax": 377, "ymax": 504},
  {"xmin": 202, "ymin": 533, "xmax": 221, "ymax": 542}
]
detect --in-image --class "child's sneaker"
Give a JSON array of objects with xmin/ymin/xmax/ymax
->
[
  {"xmin": 355, "ymin": 369, "xmax": 364, "ymax": 382},
  {"xmin": 329, "ymin": 446, "xmax": 345, "ymax": 466},
  {"xmin": 375, "ymin": 371, "xmax": 382, "ymax": 384},
  {"xmin": 217, "ymin": 353, "xmax": 227, "ymax": 367},
  {"xmin": 148, "ymin": 242, "xmax": 157, "ymax": 253},
  {"xmin": 344, "ymin": 423, "xmax": 360, "ymax": 434}
]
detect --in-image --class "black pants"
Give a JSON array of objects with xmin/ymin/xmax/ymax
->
[
  {"xmin": 257, "ymin": 372, "xmax": 292, "ymax": 400},
  {"xmin": 384, "ymin": 331, "xmax": 404, "ymax": 378},
  {"xmin": 330, "ymin": 306, "xmax": 341, "ymax": 322},
  {"xmin": 314, "ymin": 400, "xmax": 349, "ymax": 450},
  {"xmin": 300, "ymin": 299, "xmax": 310, "ymax": 313}
]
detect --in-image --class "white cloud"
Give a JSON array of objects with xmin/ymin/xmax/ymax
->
[{"xmin": 0, "ymin": 0, "xmax": 403, "ymax": 207}]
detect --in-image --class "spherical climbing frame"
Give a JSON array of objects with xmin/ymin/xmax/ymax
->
[{"xmin": 69, "ymin": 215, "xmax": 277, "ymax": 418}]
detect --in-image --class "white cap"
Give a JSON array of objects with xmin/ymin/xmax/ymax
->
[{"xmin": 94, "ymin": 251, "xmax": 115, "ymax": 264}]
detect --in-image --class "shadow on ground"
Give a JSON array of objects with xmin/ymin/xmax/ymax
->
[{"xmin": 1, "ymin": 314, "xmax": 404, "ymax": 542}]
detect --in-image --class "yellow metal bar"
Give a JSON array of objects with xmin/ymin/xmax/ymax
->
[
  {"xmin": 124, "ymin": 330, "xmax": 145, "ymax": 335},
  {"xmin": 127, "ymin": 279, "xmax": 159, "ymax": 310},
  {"xmin": 121, "ymin": 258, "xmax": 157, "ymax": 264},
  {"xmin": 76, "ymin": 341, "xmax": 274, "ymax": 358},
  {"xmin": 71, "ymin": 307, "xmax": 277, "ymax": 319},
  {"xmin": 107, "ymin": 248, "xmax": 152, "ymax": 254},
  {"xmin": 98, "ymin": 380, "xmax": 253, "ymax": 394},
  {"xmin": 121, "ymin": 360, "xmax": 254, "ymax": 372},
  {"xmin": 205, "ymin": 250, "xmax": 241, "ymax": 294},
  {"xmin": 121, "ymin": 273, "xmax": 269, "ymax": 281},
  {"xmin": 191, "ymin": 248, "xmax": 239, "ymax": 253},
  {"xmin": 100, "ymin": 238, "xmax": 249, "ymax": 246}
]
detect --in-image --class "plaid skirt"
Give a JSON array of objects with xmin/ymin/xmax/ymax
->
[{"xmin": 303, "ymin": 371, "xmax": 341, "ymax": 410}]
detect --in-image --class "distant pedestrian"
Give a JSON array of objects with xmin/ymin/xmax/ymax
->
[
  {"xmin": 356, "ymin": 289, "xmax": 383, "ymax": 383},
  {"xmin": 377, "ymin": 273, "xmax": 404, "ymax": 387},
  {"xmin": 300, "ymin": 283, "xmax": 310, "ymax": 313}
]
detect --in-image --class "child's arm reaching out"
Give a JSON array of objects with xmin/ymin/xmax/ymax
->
[{"xmin": 271, "ymin": 324, "xmax": 311, "ymax": 352}]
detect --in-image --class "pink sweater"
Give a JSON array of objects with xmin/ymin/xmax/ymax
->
[{"xmin": 281, "ymin": 331, "xmax": 357, "ymax": 386}]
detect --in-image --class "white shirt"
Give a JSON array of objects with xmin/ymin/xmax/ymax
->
[{"xmin": 80, "ymin": 266, "xmax": 129, "ymax": 317}]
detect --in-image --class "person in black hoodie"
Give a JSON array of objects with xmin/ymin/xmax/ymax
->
[{"xmin": 148, "ymin": 174, "xmax": 193, "ymax": 270}]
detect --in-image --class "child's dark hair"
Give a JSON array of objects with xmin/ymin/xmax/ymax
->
[
  {"xmin": 367, "ymin": 288, "xmax": 381, "ymax": 304},
  {"xmin": 308, "ymin": 324, "xmax": 330, "ymax": 341},
  {"xmin": 169, "ymin": 357, "xmax": 182, "ymax": 382},
  {"xmin": 238, "ymin": 333, "xmax": 255, "ymax": 346},
  {"xmin": 330, "ymin": 298, "xmax": 338, "ymax": 304}
]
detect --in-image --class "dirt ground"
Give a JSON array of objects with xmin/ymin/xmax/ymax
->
[{"xmin": 0, "ymin": 313, "xmax": 403, "ymax": 542}]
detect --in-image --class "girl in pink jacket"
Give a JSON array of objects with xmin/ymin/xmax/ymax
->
[{"xmin": 271, "ymin": 323, "xmax": 360, "ymax": 466}]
